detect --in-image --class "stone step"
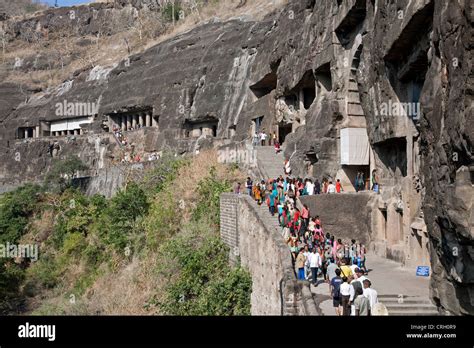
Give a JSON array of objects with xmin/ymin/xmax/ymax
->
[
  {"xmin": 387, "ymin": 311, "xmax": 439, "ymax": 316},
  {"xmin": 347, "ymin": 91, "xmax": 361, "ymax": 101},
  {"xmin": 382, "ymin": 299, "xmax": 433, "ymax": 305},
  {"xmin": 378, "ymin": 294, "xmax": 429, "ymax": 300},
  {"xmin": 382, "ymin": 302, "xmax": 438, "ymax": 314},
  {"xmin": 347, "ymin": 102, "xmax": 365, "ymax": 116}
]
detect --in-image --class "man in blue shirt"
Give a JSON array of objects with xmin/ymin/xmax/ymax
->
[{"xmin": 330, "ymin": 268, "xmax": 343, "ymax": 316}]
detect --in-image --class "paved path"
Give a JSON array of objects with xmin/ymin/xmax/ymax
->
[
  {"xmin": 255, "ymin": 146, "xmax": 283, "ymax": 180},
  {"xmin": 310, "ymin": 254, "xmax": 434, "ymax": 315},
  {"xmin": 252, "ymin": 148, "xmax": 437, "ymax": 315}
]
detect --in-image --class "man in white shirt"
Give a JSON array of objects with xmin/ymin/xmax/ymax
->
[
  {"xmin": 327, "ymin": 181, "xmax": 336, "ymax": 193},
  {"xmin": 303, "ymin": 245, "xmax": 311, "ymax": 281},
  {"xmin": 350, "ymin": 260, "xmax": 359, "ymax": 275},
  {"xmin": 350, "ymin": 268, "xmax": 367, "ymax": 315},
  {"xmin": 363, "ymin": 279, "xmax": 378, "ymax": 309},
  {"xmin": 307, "ymin": 249, "xmax": 322, "ymax": 285},
  {"xmin": 306, "ymin": 180, "xmax": 314, "ymax": 195},
  {"xmin": 339, "ymin": 277, "xmax": 354, "ymax": 316}
]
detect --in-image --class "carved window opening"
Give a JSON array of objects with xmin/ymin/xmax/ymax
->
[
  {"xmin": 335, "ymin": 0, "xmax": 367, "ymax": 48},
  {"xmin": 384, "ymin": 1, "xmax": 434, "ymax": 108}
]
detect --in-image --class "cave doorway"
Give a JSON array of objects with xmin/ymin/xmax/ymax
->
[
  {"xmin": 17, "ymin": 127, "xmax": 35, "ymax": 139},
  {"xmin": 278, "ymin": 123, "xmax": 292, "ymax": 144},
  {"xmin": 303, "ymin": 87, "xmax": 316, "ymax": 109},
  {"xmin": 381, "ymin": 209, "xmax": 388, "ymax": 240},
  {"xmin": 251, "ymin": 116, "xmax": 264, "ymax": 135}
]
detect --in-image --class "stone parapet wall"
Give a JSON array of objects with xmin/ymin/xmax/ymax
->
[
  {"xmin": 220, "ymin": 193, "xmax": 319, "ymax": 316},
  {"xmin": 299, "ymin": 193, "xmax": 373, "ymax": 244}
]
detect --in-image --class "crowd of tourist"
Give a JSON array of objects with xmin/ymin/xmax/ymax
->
[
  {"xmin": 235, "ymin": 175, "xmax": 380, "ymax": 316},
  {"xmin": 237, "ymin": 175, "xmax": 348, "ymax": 197},
  {"xmin": 252, "ymin": 130, "xmax": 282, "ymax": 154},
  {"xmin": 111, "ymin": 126, "xmax": 161, "ymax": 164},
  {"xmin": 112, "ymin": 127, "xmax": 129, "ymax": 147}
]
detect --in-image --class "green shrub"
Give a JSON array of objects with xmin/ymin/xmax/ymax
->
[
  {"xmin": 141, "ymin": 153, "xmax": 187, "ymax": 195},
  {"xmin": 99, "ymin": 183, "xmax": 149, "ymax": 250},
  {"xmin": 25, "ymin": 255, "xmax": 58, "ymax": 289},
  {"xmin": 0, "ymin": 260, "xmax": 25, "ymax": 314},
  {"xmin": 156, "ymin": 227, "xmax": 251, "ymax": 316},
  {"xmin": 50, "ymin": 190, "xmax": 104, "ymax": 248},
  {"xmin": 62, "ymin": 233, "xmax": 86, "ymax": 257},
  {"xmin": 0, "ymin": 184, "xmax": 42, "ymax": 244},
  {"xmin": 108, "ymin": 183, "xmax": 149, "ymax": 224},
  {"xmin": 192, "ymin": 166, "xmax": 231, "ymax": 226},
  {"xmin": 44, "ymin": 157, "xmax": 88, "ymax": 193}
]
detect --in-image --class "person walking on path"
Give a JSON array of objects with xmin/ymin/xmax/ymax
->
[
  {"xmin": 261, "ymin": 131, "xmax": 268, "ymax": 146},
  {"xmin": 245, "ymin": 177, "xmax": 253, "ymax": 196},
  {"xmin": 287, "ymin": 232, "xmax": 299, "ymax": 261},
  {"xmin": 301, "ymin": 204, "xmax": 310, "ymax": 234},
  {"xmin": 363, "ymin": 279, "xmax": 378, "ymax": 310},
  {"xmin": 355, "ymin": 172, "xmax": 361, "ymax": 192},
  {"xmin": 340, "ymin": 276, "xmax": 353, "ymax": 316},
  {"xmin": 322, "ymin": 178, "xmax": 329, "ymax": 193},
  {"xmin": 284, "ymin": 159, "xmax": 291, "ymax": 175},
  {"xmin": 359, "ymin": 244, "xmax": 368, "ymax": 274},
  {"xmin": 326, "ymin": 258, "xmax": 339, "ymax": 283},
  {"xmin": 371, "ymin": 169, "xmax": 379, "ymax": 192},
  {"xmin": 339, "ymin": 258, "xmax": 353, "ymax": 278},
  {"xmin": 296, "ymin": 249, "xmax": 306, "ymax": 280},
  {"xmin": 354, "ymin": 287, "xmax": 371, "ymax": 316},
  {"xmin": 327, "ymin": 181, "xmax": 336, "ymax": 194},
  {"xmin": 308, "ymin": 247, "xmax": 322, "ymax": 286},
  {"xmin": 267, "ymin": 185, "xmax": 278, "ymax": 216},
  {"xmin": 330, "ymin": 268, "xmax": 344, "ymax": 316},
  {"xmin": 358, "ymin": 172, "xmax": 365, "ymax": 191},
  {"xmin": 303, "ymin": 244, "xmax": 311, "ymax": 280},
  {"xmin": 314, "ymin": 178, "xmax": 321, "ymax": 194},
  {"xmin": 252, "ymin": 132, "xmax": 259, "ymax": 146},
  {"xmin": 336, "ymin": 179, "xmax": 343, "ymax": 193},
  {"xmin": 274, "ymin": 140, "xmax": 281, "ymax": 154}
]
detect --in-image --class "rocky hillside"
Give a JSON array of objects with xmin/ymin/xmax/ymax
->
[
  {"xmin": 0, "ymin": 151, "xmax": 251, "ymax": 315},
  {"xmin": 0, "ymin": 0, "xmax": 47, "ymax": 19},
  {"xmin": 0, "ymin": 0, "xmax": 472, "ymax": 315},
  {"xmin": 0, "ymin": 0, "xmax": 286, "ymax": 90}
]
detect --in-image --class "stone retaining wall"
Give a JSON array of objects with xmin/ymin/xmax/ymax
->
[
  {"xmin": 220, "ymin": 193, "xmax": 319, "ymax": 316},
  {"xmin": 299, "ymin": 193, "xmax": 373, "ymax": 244}
]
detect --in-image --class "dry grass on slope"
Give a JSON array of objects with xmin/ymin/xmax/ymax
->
[
  {"xmin": 1, "ymin": 0, "xmax": 288, "ymax": 90},
  {"xmin": 31, "ymin": 150, "xmax": 245, "ymax": 315}
]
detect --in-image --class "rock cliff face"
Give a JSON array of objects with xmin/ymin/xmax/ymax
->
[{"xmin": 0, "ymin": 0, "xmax": 472, "ymax": 314}]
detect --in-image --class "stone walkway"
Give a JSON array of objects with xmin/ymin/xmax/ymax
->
[
  {"xmin": 310, "ymin": 254, "xmax": 436, "ymax": 315},
  {"xmin": 255, "ymin": 146, "xmax": 283, "ymax": 180},
  {"xmin": 252, "ymin": 149, "xmax": 438, "ymax": 316}
]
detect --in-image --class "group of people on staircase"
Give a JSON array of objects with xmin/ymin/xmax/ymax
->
[
  {"xmin": 237, "ymin": 174, "xmax": 380, "ymax": 316},
  {"xmin": 237, "ymin": 175, "xmax": 346, "ymax": 198},
  {"xmin": 252, "ymin": 130, "xmax": 281, "ymax": 154}
]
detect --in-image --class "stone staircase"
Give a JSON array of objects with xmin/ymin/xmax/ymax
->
[
  {"xmin": 255, "ymin": 146, "xmax": 284, "ymax": 180},
  {"xmin": 378, "ymin": 294, "xmax": 439, "ymax": 316},
  {"xmin": 253, "ymin": 199, "xmax": 282, "ymax": 236},
  {"xmin": 347, "ymin": 52, "xmax": 364, "ymax": 118}
]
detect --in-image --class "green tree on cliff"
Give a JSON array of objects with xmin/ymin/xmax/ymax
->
[{"xmin": 44, "ymin": 157, "xmax": 88, "ymax": 193}]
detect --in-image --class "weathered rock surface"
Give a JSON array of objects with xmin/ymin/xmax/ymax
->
[{"xmin": 0, "ymin": 0, "xmax": 472, "ymax": 315}]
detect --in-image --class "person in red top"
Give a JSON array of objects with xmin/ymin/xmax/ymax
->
[
  {"xmin": 274, "ymin": 140, "xmax": 281, "ymax": 154},
  {"xmin": 301, "ymin": 204, "xmax": 310, "ymax": 233},
  {"xmin": 336, "ymin": 179, "xmax": 343, "ymax": 193},
  {"xmin": 293, "ymin": 209, "xmax": 301, "ymax": 235},
  {"xmin": 315, "ymin": 215, "xmax": 322, "ymax": 227}
]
